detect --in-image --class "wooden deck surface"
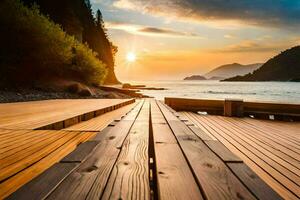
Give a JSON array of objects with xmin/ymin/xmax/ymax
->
[
  {"xmin": 0, "ymin": 129, "xmax": 96, "ymax": 198},
  {"xmin": 5, "ymin": 99, "xmax": 286, "ymax": 200},
  {"xmin": 64, "ymin": 102, "xmax": 137, "ymax": 131},
  {"xmin": 0, "ymin": 99, "xmax": 134, "ymax": 130},
  {"xmin": 181, "ymin": 111, "xmax": 300, "ymax": 199},
  {"xmin": 0, "ymin": 99, "xmax": 136, "ymax": 199}
]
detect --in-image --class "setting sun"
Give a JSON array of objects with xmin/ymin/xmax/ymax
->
[{"xmin": 126, "ymin": 52, "xmax": 136, "ymax": 62}]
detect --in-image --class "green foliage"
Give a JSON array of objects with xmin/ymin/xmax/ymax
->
[
  {"xmin": 20, "ymin": 0, "xmax": 120, "ymax": 84},
  {"xmin": 0, "ymin": 0, "xmax": 107, "ymax": 86}
]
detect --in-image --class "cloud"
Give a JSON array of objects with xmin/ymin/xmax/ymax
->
[
  {"xmin": 113, "ymin": 0, "xmax": 300, "ymax": 28},
  {"xmin": 106, "ymin": 21, "xmax": 203, "ymax": 37},
  {"xmin": 138, "ymin": 27, "xmax": 198, "ymax": 37},
  {"xmin": 214, "ymin": 38, "xmax": 300, "ymax": 53},
  {"xmin": 224, "ymin": 34, "xmax": 235, "ymax": 39}
]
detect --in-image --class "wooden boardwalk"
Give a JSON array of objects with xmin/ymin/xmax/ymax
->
[
  {"xmin": 3, "ymin": 99, "xmax": 289, "ymax": 200},
  {"xmin": 0, "ymin": 99, "xmax": 136, "ymax": 198},
  {"xmin": 181, "ymin": 112, "xmax": 300, "ymax": 199},
  {"xmin": 0, "ymin": 130, "xmax": 96, "ymax": 198},
  {"xmin": 0, "ymin": 99, "xmax": 134, "ymax": 130}
]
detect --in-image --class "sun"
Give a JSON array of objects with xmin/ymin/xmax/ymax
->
[{"xmin": 126, "ymin": 52, "xmax": 136, "ymax": 62}]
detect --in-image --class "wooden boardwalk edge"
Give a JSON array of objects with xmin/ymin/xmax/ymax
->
[{"xmin": 36, "ymin": 99, "xmax": 135, "ymax": 130}]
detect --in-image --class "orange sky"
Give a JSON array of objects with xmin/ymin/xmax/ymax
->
[{"xmin": 92, "ymin": 0, "xmax": 300, "ymax": 81}]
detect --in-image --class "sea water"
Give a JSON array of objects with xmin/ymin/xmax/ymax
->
[{"xmin": 131, "ymin": 80, "xmax": 300, "ymax": 104}]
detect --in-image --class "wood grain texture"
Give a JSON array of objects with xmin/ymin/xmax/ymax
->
[
  {"xmin": 165, "ymin": 97, "xmax": 300, "ymax": 120},
  {"xmin": 151, "ymin": 100, "xmax": 203, "ymax": 200},
  {"xmin": 205, "ymin": 140, "xmax": 243, "ymax": 163},
  {"xmin": 186, "ymin": 112, "xmax": 300, "ymax": 199},
  {"xmin": 101, "ymin": 100, "xmax": 150, "ymax": 200},
  {"xmin": 165, "ymin": 97, "xmax": 223, "ymax": 114},
  {"xmin": 46, "ymin": 101, "xmax": 144, "ymax": 200},
  {"xmin": 0, "ymin": 99, "xmax": 134, "ymax": 130},
  {"xmin": 157, "ymin": 101, "xmax": 256, "ymax": 200},
  {"xmin": 0, "ymin": 131, "xmax": 77, "ymax": 181},
  {"xmin": 64, "ymin": 102, "xmax": 137, "ymax": 131},
  {"xmin": 188, "ymin": 125, "xmax": 215, "ymax": 141},
  {"xmin": 6, "ymin": 162, "xmax": 79, "ymax": 200},
  {"xmin": 197, "ymin": 115, "xmax": 300, "ymax": 194},
  {"xmin": 61, "ymin": 141, "xmax": 99, "ymax": 163},
  {"xmin": 228, "ymin": 163, "xmax": 283, "ymax": 200},
  {"xmin": 0, "ymin": 131, "xmax": 94, "ymax": 199}
]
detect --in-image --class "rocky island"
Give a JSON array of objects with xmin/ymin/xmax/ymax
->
[{"xmin": 184, "ymin": 75, "xmax": 206, "ymax": 80}]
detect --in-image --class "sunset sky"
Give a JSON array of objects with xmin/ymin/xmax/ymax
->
[{"xmin": 91, "ymin": 0, "xmax": 300, "ymax": 81}]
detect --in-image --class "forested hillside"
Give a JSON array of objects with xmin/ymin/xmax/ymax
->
[
  {"xmin": 224, "ymin": 46, "xmax": 300, "ymax": 81},
  {"xmin": 23, "ymin": 0, "xmax": 118, "ymax": 83},
  {"xmin": 22, "ymin": 0, "xmax": 119, "ymax": 84},
  {"xmin": 0, "ymin": 0, "xmax": 118, "ymax": 88},
  {"xmin": 0, "ymin": 0, "xmax": 111, "ymax": 87}
]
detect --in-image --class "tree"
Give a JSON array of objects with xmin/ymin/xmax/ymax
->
[{"xmin": 19, "ymin": 0, "xmax": 120, "ymax": 84}]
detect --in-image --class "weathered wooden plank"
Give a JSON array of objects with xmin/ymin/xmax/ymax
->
[
  {"xmin": 165, "ymin": 97, "xmax": 223, "ymax": 114},
  {"xmin": 165, "ymin": 97, "xmax": 300, "ymax": 120},
  {"xmin": 157, "ymin": 101, "xmax": 256, "ymax": 200},
  {"xmin": 151, "ymin": 100, "xmax": 203, "ymax": 200},
  {"xmin": 0, "ymin": 131, "xmax": 69, "ymax": 165},
  {"xmin": 100, "ymin": 100, "xmax": 150, "ymax": 200},
  {"xmin": 199, "ymin": 115, "xmax": 300, "ymax": 190},
  {"xmin": 6, "ymin": 162, "xmax": 79, "ymax": 200},
  {"xmin": 64, "ymin": 103, "xmax": 137, "ymax": 132},
  {"xmin": 241, "ymin": 118, "xmax": 300, "ymax": 141},
  {"xmin": 219, "ymin": 116, "xmax": 300, "ymax": 167},
  {"xmin": 108, "ymin": 121, "xmax": 118, "ymax": 126},
  {"xmin": 0, "ymin": 130, "xmax": 56, "ymax": 153},
  {"xmin": 228, "ymin": 163, "xmax": 283, "ymax": 200},
  {"xmin": 90, "ymin": 126, "xmax": 113, "ymax": 142},
  {"xmin": 0, "ymin": 131, "xmax": 94, "ymax": 199},
  {"xmin": 46, "ymin": 100, "xmax": 144, "ymax": 200},
  {"xmin": 0, "ymin": 130, "xmax": 35, "ymax": 146},
  {"xmin": 0, "ymin": 99, "xmax": 134, "ymax": 130},
  {"xmin": 64, "ymin": 103, "xmax": 137, "ymax": 131},
  {"xmin": 189, "ymin": 113, "xmax": 299, "ymax": 199},
  {"xmin": 60, "ymin": 141, "xmax": 99, "ymax": 163},
  {"xmin": 244, "ymin": 101, "xmax": 300, "ymax": 116},
  {"xmin": 188, "ymin": 125, "xmax": 215, "ymax": 141},
  {"xmin": 0, "ymin": 131, "xmax": 76, "ymax": 181},
  {"xmin": 205, "ymin": 140, "xmax": 243, "ymax": 163}
]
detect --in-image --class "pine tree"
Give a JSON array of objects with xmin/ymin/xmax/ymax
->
[{"xmin": 96, "ymin": 9, "xmax": 103, "ymax": 27}]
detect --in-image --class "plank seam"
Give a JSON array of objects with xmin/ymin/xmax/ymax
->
[
  {"xmin": 156, "ymin": 101, "xmax": 208, "ymax": 200},
  {"xmin": 87, "ymin": 100, "xmax": 146, "ymax": 200}
]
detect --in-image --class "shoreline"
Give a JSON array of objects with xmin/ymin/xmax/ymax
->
[{"xmin": 0, "ymin": 88, "xmax": 132, "ymax": 103}]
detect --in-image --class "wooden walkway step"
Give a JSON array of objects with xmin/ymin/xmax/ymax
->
[
  {"xmin": 64, "ymin": 102, "xmax": 138, "ymax": 131},
  {"xmin": 0, "ymin": 130, "xmax": 96, "ymax": 198},
  {"xmin": 4, "ymin": 99, "xmax": 283, "ymax": 200},
  {"xmin": 0, "ymin": 99, "xmax": 135, "ymax": 130}
]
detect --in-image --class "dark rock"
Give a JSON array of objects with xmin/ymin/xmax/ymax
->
[
  {"xmin": 184, "ymin": 75, "xmax": 206, "ymax": 80},
  {"xmin": 67, "ymin": 83, "xmax": 81, "ymax": 94},
  {"xmin": 79, "ymin": 87, "xmax": 92, "ymax": 96}
]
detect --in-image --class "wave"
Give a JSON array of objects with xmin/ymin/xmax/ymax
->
[{"xmin": 203, "ymin": 91, "xmax": 257, "ymax": 95}]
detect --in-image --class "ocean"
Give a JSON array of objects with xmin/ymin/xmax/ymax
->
[{"xmin": 131, "ymin": 80, "xmax": 300, "ymax": 104}]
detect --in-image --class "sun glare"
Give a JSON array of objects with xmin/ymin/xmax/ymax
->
[{"xmin": 126, "ymin": 52, "xmax": 136, "ymax": 62}]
